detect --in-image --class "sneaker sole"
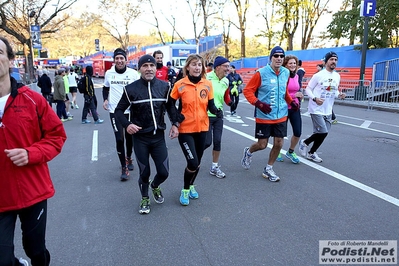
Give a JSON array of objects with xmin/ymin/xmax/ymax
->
[
  {"xmin": 139, "ymin": 209, "xmax": 150, "ymax": 214},
  {"xmin": 209, "ymin": 171, "xmax": 226, "ymax": 178},
  {"xmin": 285, "ymin": 154, "xmax": 299, "ymax": 164},
  {"xmin": 262, "ymin": 173, "xmax": 280, "ymax": 182}
]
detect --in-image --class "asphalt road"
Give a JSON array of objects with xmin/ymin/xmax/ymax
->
[{"xmin": 14, "ymin": 82, "xmax": 399, "ymax": 266}]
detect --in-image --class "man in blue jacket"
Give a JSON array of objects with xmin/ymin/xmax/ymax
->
[{"xmin": 241, "ymin": 46, "xmax": 298, "ymax": 182}]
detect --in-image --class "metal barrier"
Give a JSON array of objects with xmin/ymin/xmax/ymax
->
[{"xmin": 369, "ymin": 58, "xmax": 399, "ymax": 110}]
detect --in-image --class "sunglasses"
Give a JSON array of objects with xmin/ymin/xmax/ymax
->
[{"xmin": 273, "ymin": 54, "xmax": 285, "ymax": 58}]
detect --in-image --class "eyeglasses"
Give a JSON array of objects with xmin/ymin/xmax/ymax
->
[{"xmin": 273, "ymin": 54, "xmax": 285, "ymax": 58}]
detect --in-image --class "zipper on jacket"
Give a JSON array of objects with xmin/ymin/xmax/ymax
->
[{"xmin": 147, "ymin": 81, "xmax": 157, "ymax": 135}]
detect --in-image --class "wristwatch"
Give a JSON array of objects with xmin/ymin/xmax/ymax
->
[
  {"xmin": 172, "ymin": 122, "xmax": 180, "ymax": 128},
  {"xmin": 312, "ymin": 97, "xmax": 317, "ymax": 102}
]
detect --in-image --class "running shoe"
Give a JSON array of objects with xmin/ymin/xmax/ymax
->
[
  {"xmin": 67, "ymin": 116, "xmax": 73, "ymax": 121},
  {"xmin": 299, "ymin": 139, "xmax": 308, "ymax": 157},
  {"xmin": 306, "ymin": 152, "xmax": 323, "ymax": 163},
  {"xmin": 262, "ymin": 167, "xmax": 280, "ymax": 182},
  {"xmin": 189, "ymin": 185, "xmax": 198, "ymax": 199},
  {"xmin": 120, "ymin": 166, "xmax": 129, "ymax": 181},
  {"xmin": 180, "ymin": 189, "xmax": 190, "ymax": 206},
  {"xmin": 75, "ymin": 104, "xmax": 79, "ymax": 109},
  {"xmin": 285, "ymin": 151, "xmax": 300, "ymax": 164},
  {"xmin": 82, "ymin": 119, "xmax": 91, "ymax": 124},
  {"xmin": 67, "ymin": 112, "xmax": 73, "ymax": 117},
  {"xmin": 276, "ymin": 153, "xmax": 284, "ymax": 162},
  {"xmin": 139, "ymin": 198, "xmax": 150, "ymax": 214},
  {"xmin": 126, "ymin": 157, "xmax": 134, "ymax": 171},
  {"xmin": 241, "ymin": 147, "xmax": 252, "ymax": 170},
  {"xmin": 151, "ymin": 184, "xmax": 164, "ymax": 204},
  {"xmin": 19, "ymin": 258, "xmax": 29, "ymax": 266},
  {"xmin": 94, "ymin": 119, "xmax": 104, "ymax": 124},
  {"xmin": 70, "ymin": 103, "xmax": 74, "ymax": 109},
  {"xmin": 332, "ymin": 119, "xmax": 338, "ymax": 124},
  {"xmin": 209, "ymin": 164, "xmax": 226, "ymax": 178}
]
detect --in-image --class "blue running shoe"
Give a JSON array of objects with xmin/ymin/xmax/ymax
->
[
  {"xmin": 180, "ymin": 189, "xmax": 190, "ymax": 206},
  {"xmin": 285, "ymin": 151, "xmax": 300, "ymax": 164},
  {"xmin": 276, "ymin": 153, "xmax": 284, "ymax": 162},
  {"xmin": 189, "ymin": 185, "xmax": 198, "ymax": 199}
]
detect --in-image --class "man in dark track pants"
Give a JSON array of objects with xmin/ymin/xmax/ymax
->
[{"xmin": 114, "ymin": 55, "xmax": 180, "ymax": 214}]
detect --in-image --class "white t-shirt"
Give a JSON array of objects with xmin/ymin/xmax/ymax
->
[
  {"xmin": 68, "ymin": 72, "xmax": 78, "ymax": 87},
  {"xmin": 103, "ymin": 66, "xmax": 140, "ymax": 113},
  {"xmin": 305, "ymin": 69, "xmax": 341, "ymax": 116},
  {"xmin": 0, "ymin": 93, "xmax": 10, "ymax": 121}
]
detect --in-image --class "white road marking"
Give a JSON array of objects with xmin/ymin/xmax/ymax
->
[
  {"xmin": 92, "ymin": 130, "xmax": 98, "ymax": 161},
  {"xmin": 360, "ymin": 120, "xmax": 372, "ymax": 128},
  {"xmin": 224, "ymin": 124, "xmax": 399, "ymax": 207}
]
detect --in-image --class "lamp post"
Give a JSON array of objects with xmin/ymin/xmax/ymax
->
[{"xmin": 27, "ymin": 10, "xmax": 36, "ymax": 83}]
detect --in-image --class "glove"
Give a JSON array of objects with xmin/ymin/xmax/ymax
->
[
  {"xmin": 231, "ymin": 86, "xmax": 239, "ymax": 96},
  {"xmin": 216, "ymin": 108, "xmax": 223, "ymax": 118},
  {"xmin": 238, "ymin": 80, "xmax": 242, "ymax": 85},
  {"xmin": 254, "ymin": 100, "xmax": 271, "ymax": 114},
  {"xmin": 290, "ymin": 101, "xmax": 299, "ymax": 111}
]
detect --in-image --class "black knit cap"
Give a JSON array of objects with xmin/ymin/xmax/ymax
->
[
  {"xmin": 114, "ymin": 48, "xmax": 127, "ymax": 60},
  {"xmin": 324, "ymin": 51, "xmax": 338, "ymax": 63},
  {"xmin": 138, "ymin": 54, "xmax": 156, "ymax": 69}
]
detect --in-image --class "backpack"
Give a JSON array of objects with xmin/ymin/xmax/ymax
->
[{"xmin": 77, "ymin": 76, "xmax": 86, "ymax": 94}]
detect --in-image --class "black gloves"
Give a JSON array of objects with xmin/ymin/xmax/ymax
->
[
  {"xmin": 255, "ymin": 100, "xmax": 272, "ymax": 114},
  {"xmin": 216, "ymin": 109, "xmax": 223, "ymax": 118},
  {"xmin": 290, "ymin": 101, "xmax": 299, "ymax": 111}
]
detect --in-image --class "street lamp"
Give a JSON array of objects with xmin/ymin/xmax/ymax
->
[{"xmin": 27, "ymin": 10, "xmax": 36, "ymax": 83}]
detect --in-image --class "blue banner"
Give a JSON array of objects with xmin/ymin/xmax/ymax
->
[{"xmin": 30, "ymin": 25, "xmax": 42, "ymax": 49}]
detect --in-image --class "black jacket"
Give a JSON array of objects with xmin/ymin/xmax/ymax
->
[
  {"xmin": 114, "ymin": 77, "xmax": 178, "ymax": 134},
  {"xmin": 37, "ymin": 74, "xmax": 52, "ymax": 94}
]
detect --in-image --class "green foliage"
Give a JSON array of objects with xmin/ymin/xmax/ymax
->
[{"xmin": 327, "ymin": 0, "xmax": 399, "ymax": 48}]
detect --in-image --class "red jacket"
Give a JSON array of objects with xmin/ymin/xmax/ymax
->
[
  {"xmin": 0, "ymin": 80, "xmax": 67, "ymax": 212},
  {"xmin": 156, "ymin": 66, "xmax": 169, "ymax": 82}
]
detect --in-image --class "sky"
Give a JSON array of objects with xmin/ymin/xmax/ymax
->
[{"xmin": 75, "ymin": 0, "xmax": 346, "ymax": 49}]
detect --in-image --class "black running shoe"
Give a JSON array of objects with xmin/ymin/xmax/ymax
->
[
  {"xmin": 120, "ymin": 166, "xmax": 129, "ymax": 181},
  {"xmin": 126, "ymin": 157, "xmax": 134, "ymax": 171},
  {"xmin": 139, "ymin": 198, "xmax": 150, "ymax": 214},
  {"xmin": 151, "ymin": 184, "xmax": 164, "ymax": 204}
]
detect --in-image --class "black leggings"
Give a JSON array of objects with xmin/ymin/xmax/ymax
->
[
  {"xmin": 110, "ymin": 113, "xmax": 133, "ymax": 167},
  {"xmin": 304, "ymin": 132, "xmax": 328, "ymax": 154},
  {"xmin": 0, "ymin": 200, "xmax": 50, "ymax": 266},
  {"xmin": 133, "ymin": 130, "xmax": 169, "ymax": 197},
  {"xmin": 178, "ymin": 132, "xmax": 207, "ymax": 189}
]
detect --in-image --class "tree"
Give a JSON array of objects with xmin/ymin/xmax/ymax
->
[
  {"xmin": 255, "ymin": 0, "xmax": 280, "ymax": 51},
  {"xmin": 0, "ymin": 0, "xmax": 77, "ymax": 81},
  {"xmin": 98, "ymin": 0, "xmax": 143, "ymax": 50},
  {"xmin": 300, "ymin": 0, "xmax": 331, "ymax": 50},
  {"xmin": 328, "ymin": 0, "xmax": 399, "ymax": 48},
  {"xmin": 231, "ymin": 0, "xmax": 250, "ymax": 58},
  {"xmin": 274, "ymin": 0, "xmax": 300, "ymax": 51}
]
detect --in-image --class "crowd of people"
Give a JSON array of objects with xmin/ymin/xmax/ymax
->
[{"xmin": 1, "ymin": 33, "xmax": 346, "ymax": 264}]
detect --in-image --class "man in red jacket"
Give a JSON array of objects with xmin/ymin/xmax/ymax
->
[
  {"xmin": 0, "ymin": 37, "xmax": 67, "ymax": 266},
  {"xmin": 152, "ymin": 50, "xmax": 169, "ymax": 82}
]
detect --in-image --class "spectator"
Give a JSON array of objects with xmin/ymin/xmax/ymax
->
[
  {"xmin": 53, "ymin": 68, "xmax": 71, "ymax": 122},
  {"xmin": 297, "ymin": 60, "xmax": 306, "ymax": 89},
  {"xmin": 227, "ymin": 65, "xmax": 243, "ymax": 116},
  {"xmin": 81, "ymin": 66, "xmax": 104, "ymax": 124},
  {"xmin": 37, "ymin": 69, "xmax": 53, "ymax": 106}
]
